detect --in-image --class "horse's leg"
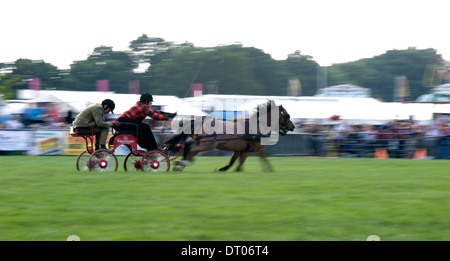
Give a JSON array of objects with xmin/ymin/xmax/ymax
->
[
  {"xmin": 182, "ymin": 141, "xmax": 192, "ymax": 160},
  {"xmin": 218, "ymin": 152, "xmax": 239, "ymax": 172},
  {"xmin": 256, "ymin": 147, "xmax": 273, "ymax": 172},
  {"xmin": 235, "ymin": 152, "xmax": 249, "ymax": 172},
  {"xmin": 173, "ymin": 141, "xmax": 215, "ymax": 171},
  {"xmin": 173, "ymin": 149, "xmax": 199, "ymax": 171}
]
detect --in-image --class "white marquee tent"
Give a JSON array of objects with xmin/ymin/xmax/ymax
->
[
  {"xmin": 16, "ymin": 90, "xmax": 205, "ymax": 117},
  {"xmin": 7, "ymin": 91, "xmax": 450, "ymax": 125}
]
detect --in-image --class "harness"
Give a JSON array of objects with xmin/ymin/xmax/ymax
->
[
  {"xmin": 193, "ymin": 133, "xmax": 270, "ymax": 142},
  {"xmin": 168, "ymin": 102, "xmax": 292, "ymax": 152},
  {"xmin": 191, "ymin": 133, "xmax": 271, "ymax": 152}
]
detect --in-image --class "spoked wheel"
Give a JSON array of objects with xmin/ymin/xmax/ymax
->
[
  {"xmin": 161, "ymin": 144, "xmax": 183, "ymax": 161},
  {"xmin": 76, "ymin": 150, "xmax": 90, "ymax": 171},
  {"xmin": 88, "ymin": 149, "xmax": 118, "ymax": 172},
  {"xmin": 141, "ymin": 150, "xmax": 170, "ymax": 173},
  {"xmin": 124, "ymin": 152, "xmax": 143, "ymax": 171}
]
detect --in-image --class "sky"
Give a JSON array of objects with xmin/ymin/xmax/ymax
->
[{"xmin": 2, "ymin": 0, "xmax": 449, "ymax": 69}]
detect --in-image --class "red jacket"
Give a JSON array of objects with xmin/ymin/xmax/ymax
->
[{"xmin": 117, "ymin": 101, "xmax": 169, "ymax": 122}]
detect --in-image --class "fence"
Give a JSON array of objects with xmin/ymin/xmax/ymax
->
[
  {"xmin": 1, "ymin": 128, "xmax": 450, "ymax": 159},
  {"xmin": 273, "ymin": 131, "xmax": 450, "ymax": 159},
  {"xmin": 304, "ymin": 132, "xmax": 418, "ymax": 158}
]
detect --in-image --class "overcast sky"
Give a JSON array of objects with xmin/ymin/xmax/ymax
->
[{"xmin": 2, "ymin": 0, "xmax": 448, "ymax": 69}]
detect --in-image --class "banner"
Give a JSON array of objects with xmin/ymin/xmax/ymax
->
[
  {"xmin": 65, "ymin": 132, "xmax": 113, "ymax": 155},
  {"xmin": 0, "ymin": 130, "xmax": 33, "ymax": 151},
  {"xmin": 191, "ymin": 83, "xmax": 203, "ymax": 97},
  {"xmin": 30, "ymin": 130, "xmax": 67, "ymax": 155},
  {"xmin": 129, "ymin": 80, "xmax": 140, "ymax": 94},
  {"xmin": 0, "ymin": 129, "xmax": 141, "ymax": 156},
  {"xmin": 288, "ymin": 78, "xmax": 301, "ymax": 96},
  {"xmin": 96, "ymin": 80, "xmax": 109, "ymax": 92},
  {"xmin": 394, "ymin": 75, "xmax": 410, "ymax": 102},
  {"xmin": 28, "ymin": 78, "xmax": 41, "ymax": 90},
  {"xmin": 422, "ymin": 55, "xmax": 444, "ymax": 87},
  {"xmin": 28, "ymin": 78, "xmax": 41, "ymax": 98}
]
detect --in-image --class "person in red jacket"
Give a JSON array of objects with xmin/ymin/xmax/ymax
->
[{"xmin": 116, "ymin": 93, "xmax": 176, "ymax": 151}]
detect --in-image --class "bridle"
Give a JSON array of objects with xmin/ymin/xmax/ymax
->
[{"xmin": 278, "ymin": 106, "xmax": 294, "ymax": 135}]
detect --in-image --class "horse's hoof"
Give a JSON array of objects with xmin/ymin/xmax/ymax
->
[
  {"xmin": 173, "ymin": 165, "xmax": 185, "ymax": 171},
  {"xmin": 176, "ymin": 160, "xmax": 191, "ymax": 166}
]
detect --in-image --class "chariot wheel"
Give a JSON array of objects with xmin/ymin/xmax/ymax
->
[
  {"xmin": 141, "ymin": 150, "xmax": 170, "ymax": 173},
  {"xmin": 76, "ymin": 150, "xmax": 90, "ymax": 171},
  {"xmin": 161, "ymin": 144, "xmax": 183, "ymax": 161},
  {"xmin": 124, "ymin": 152, "xmax": 143, "ymax": 171},
  {"xmin": 88, "ymin": 149, "xmax": 118, "ymax": 172}
]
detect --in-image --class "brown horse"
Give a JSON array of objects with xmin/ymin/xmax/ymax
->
[{"xmin": 170, "ymin": 100, "xmax": 295, "ymax": 172}]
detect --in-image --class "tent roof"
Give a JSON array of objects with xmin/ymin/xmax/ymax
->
[{"xmin": 16, "ymin": 90, "xmax": 205, "ymax": 116}]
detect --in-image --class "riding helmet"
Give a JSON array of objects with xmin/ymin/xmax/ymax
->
[{"xmin": 102, "ymin": 99, "xmax": 115, "ymax": 114}]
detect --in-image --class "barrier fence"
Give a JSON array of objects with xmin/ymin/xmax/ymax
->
[
  {"xmin": 1, "ymin": 128, "xmax": 450, "ymax": 159},
  {"xmin": 267, "ymin": 131, "xmax": 450, "ymax": 159}
]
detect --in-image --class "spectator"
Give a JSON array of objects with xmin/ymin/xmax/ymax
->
[
  {"xmin": 65, "ymin": 110, "xmax": 74, "ymax": 124},
  {"xmin": 331, "ymin": 120, "xmax": 354, "ymax": 153},
  {"xmin": 303, "ymin": 121, "xmax": 326, "ymax": 156},
  {"xmin": 360, "ymin": 124, "xmax": 378, "ymax": 155},
  {"xmin": 45, "ymin": 102, "xmax": 62, "ymax": 126},
  {"xmin": 23, "ymin": 103, "xmax": 45, "ymax": 127},
  {"xmin": 5, "ymin": 114, "xmax": 24, "ymax": 129},
  {"xmin": 437, "ymin": 124, "xmax": 450, "ymax": 159},
  {"xmin": 421, "ymin": 125, "xmax": 443, "ymax": 158}
]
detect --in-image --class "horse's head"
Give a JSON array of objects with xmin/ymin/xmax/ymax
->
[
  {"xmin": 253, "ymin": 100, "xmax": 295, "ymax": 136},
  {"xmin": 278, "ymin": 105, "xmax": 295, "ymax": 136}
]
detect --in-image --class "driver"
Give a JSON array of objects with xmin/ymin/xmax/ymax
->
[{"xmin": 116, "ymin": 92, "xmax": 176, "ymax": 151}]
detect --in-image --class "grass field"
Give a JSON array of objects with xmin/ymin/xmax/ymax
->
[{"xmin": 0, "ymin": 155, "xmax": 449, "ymax": 241}]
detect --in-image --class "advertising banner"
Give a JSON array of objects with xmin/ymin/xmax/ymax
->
[
  {"xmin": 31, "ymin": 130, "xmax": 67, "ymax": 155},
  {"xmin": 65, "ymin": 132, "xmax": 114, "ymax": 155},
  {"xmin": 0, "ymin": 130, "xmax": 33, "ymax": 151}
]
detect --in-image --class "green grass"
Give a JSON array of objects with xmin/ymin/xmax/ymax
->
[{"xmin": 0, "ymin": 155, "xmax": 449, "ymax": 241}]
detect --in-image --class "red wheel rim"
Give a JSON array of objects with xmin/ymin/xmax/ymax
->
[
  {"xmin": 150, "ymin": 160, "xmax": 160, "ymax": 169},
  {"xmin": 99, "ymin": 159, "xmax": 108, "ymax": 169}
]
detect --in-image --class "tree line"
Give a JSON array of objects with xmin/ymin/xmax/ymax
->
[{"xmin": 0, "ymin": 34, "xmax": 447, "ymax": 102}]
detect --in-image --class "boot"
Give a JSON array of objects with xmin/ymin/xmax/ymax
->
[{"xmin": 95, "ymin": 144, "xmax": 107, "ymax": 151}]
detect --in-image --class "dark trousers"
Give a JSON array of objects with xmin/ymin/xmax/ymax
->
[{"xmin": 117, "ymin": 118, "xmax": 158, "ymax": 151}]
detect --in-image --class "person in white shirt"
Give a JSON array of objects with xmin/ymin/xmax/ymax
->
[{"xmin": 5, "ymin": 114, "xmax": 24, "ymax": 129}]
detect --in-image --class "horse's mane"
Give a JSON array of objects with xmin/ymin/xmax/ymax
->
[{"xmin": 248, "ymin": 100, "xmax": 276, "ymax": 121}]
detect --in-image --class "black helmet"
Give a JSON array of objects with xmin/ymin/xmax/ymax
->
[
  {"xmin": 140, "ymin": 93, "xmax": 153, "ymax": 104},
  {"xmin": 102, "ymin": 99, "xmax": 115, "ymax": 113}
]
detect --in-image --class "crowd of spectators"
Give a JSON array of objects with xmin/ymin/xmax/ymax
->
[
  {"xmin": 0, "ymin": 102, "xmax": 74, "ymax": 129},
  {"xmin": 301, "ymin": 116, "xmax": 450, "ymax": 159}
]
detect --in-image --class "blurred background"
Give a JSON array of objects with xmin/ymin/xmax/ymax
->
[{"xmin": 2, "ymin": 1, "xmax": 450, "ymax": 158}]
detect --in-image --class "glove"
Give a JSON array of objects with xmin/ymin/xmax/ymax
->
[
  {"xmin": 111, "ymin": 120, "xmax": 122, "ymax": 128},
  {"xmin": 166, "ymin": 112, "xmax": 177, "ymax": 119}
]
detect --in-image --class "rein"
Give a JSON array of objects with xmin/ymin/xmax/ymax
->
[{"xmin": 192, "ymin": 133, "xmax": 270, "ymax": 143}]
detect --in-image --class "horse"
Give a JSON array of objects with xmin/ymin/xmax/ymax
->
[{"xmin": 167, "ymin": 100, "xmax": 295, "ymax": 172}]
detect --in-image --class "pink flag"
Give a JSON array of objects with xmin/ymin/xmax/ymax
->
[
  {"xmin": 28, "ymin": 78, "xmax": 41, "ymax": 90},
  {"xmin": 96, "ymin": 80, "xmax": 109, "ymax": 92},
  {"xmin": 191, "ymin": 83, "xmax": 203, "ymax": 97},
  {"xmin": 129, "ymin": 80, "xmax": 140, "ymax": 94}
]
